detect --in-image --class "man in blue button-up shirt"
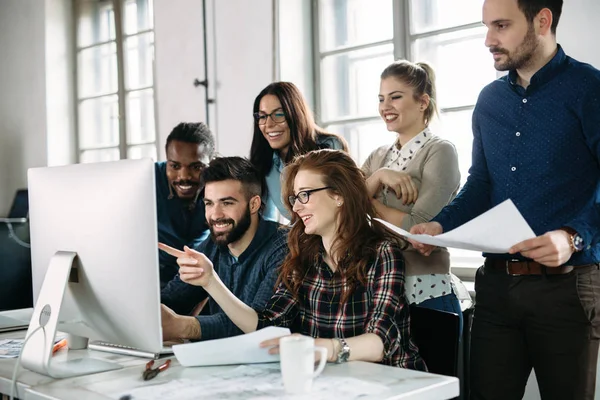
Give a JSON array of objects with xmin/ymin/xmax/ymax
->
[
  {"xmin": 411, "ymin": 0, "xmax": 600, "ymax": 399},
  {"xmin": 160, "ymin": 157, "xmax": 287, "ymax": 342}
]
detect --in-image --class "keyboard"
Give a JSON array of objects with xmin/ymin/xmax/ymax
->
[{"xmin": 88, "ymin": 341, "xmax": 174, "ymax": 359}]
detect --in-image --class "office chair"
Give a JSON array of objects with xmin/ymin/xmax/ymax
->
[
  {"xmin": 0, "ymin": 189, "xmax": 33, "ymax": 311},
  {"xmin": 409, "ymin": 304, "xmax": 461, "ymax": 377},
  {"xmin": 8, "ymin": 189, "xmax": 29, "ymax": 219}
]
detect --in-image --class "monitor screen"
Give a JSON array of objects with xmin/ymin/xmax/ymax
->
[{"xmin": 24, "ymin": 158, "xmax": 162, "ymax": 375}]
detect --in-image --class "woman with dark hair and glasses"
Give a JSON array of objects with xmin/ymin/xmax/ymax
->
[
  {"xmin": 250, "ymin": 82, "xmax": 348, "ymax": 221},
  {"xmin": 162, "ymin": 149, "xmax": 426, "ymax": 370}
]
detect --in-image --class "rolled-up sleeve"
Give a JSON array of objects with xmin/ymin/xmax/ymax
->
[
  {"xmin": 364, "ymin": 242, "xmax": 407, "ymax": 362},
  {"xmin": 256, "ymin": 283, "xmax": 299, "ymax": 329}
]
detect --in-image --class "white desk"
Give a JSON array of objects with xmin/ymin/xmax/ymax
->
[
  {"xmin": 0, "ymin": 330, "xmax": 149, "ymax": 400},
  {"xmin": 24, "ymin": 359, "xmax": 459, "ymax": 400},
  {"xmin": 1, "ymin": 327, "xmax": 458, "ymax": 400}
]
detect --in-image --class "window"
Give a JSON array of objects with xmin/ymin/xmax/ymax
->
[
  {"xmin": 75, "ymin": 0, "xmax": 157, "ymax": 163},
  {"xmin": 315, "ymin": 0, "xmax": 495, "ymax": 270}
]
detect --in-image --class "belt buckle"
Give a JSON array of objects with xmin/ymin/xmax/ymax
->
[{"xmin": 506, "ymin": 259, "xmax": 523, "ymax": 276}]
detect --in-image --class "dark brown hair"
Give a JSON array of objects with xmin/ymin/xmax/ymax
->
[
  {"xmin": 517, "ymin": 0, "xmax": 562, "ymax": 34},
  {"xmin": 249, "ymin": 82, "xmax": 348, "ymax": 177},
  {"xmin": 278, "ymin": 149, "xmax": 399, "ymax": 302}
]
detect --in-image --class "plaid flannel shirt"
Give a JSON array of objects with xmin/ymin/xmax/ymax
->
[{"xmin": 256, "ymin": 241, "xmax": 426, "ymax": 370}]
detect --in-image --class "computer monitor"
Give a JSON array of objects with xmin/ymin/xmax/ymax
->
[{"xmin": 21, "ymin": 158, "xmax": 162, "ymax": 378}]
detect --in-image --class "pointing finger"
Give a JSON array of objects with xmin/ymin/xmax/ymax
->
[{"xmin": 158, "ymin": 242, "xmax": 186, "ymax": 258}]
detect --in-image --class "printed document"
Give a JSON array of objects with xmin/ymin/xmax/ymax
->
[{"xmin": 376, "ymin": 199, "xmax": 536, "ymax": 253}]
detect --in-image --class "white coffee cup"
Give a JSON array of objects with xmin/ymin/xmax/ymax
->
[{"xmin": 279, "ymin": 336, "xmax": 328, "ymax": 394}]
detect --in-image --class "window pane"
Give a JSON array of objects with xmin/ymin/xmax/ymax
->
[
  {"xmin": 128, "ymin": 144, "xmax": 157, "ymax": 160},
  {"xmin": 430, "ymin": 109, "xmax": 474, "ymax": 186},
  {"xmin": 78, "ymin": 43, "xmax": 118, "ymax": 98},
  {"xmin": 125, "ymin": 32, "xmax": 154, "ymax": 90},
  {"xmin": 124, "ymin": 0, "xmax": 154, "ymax": 35},
  {"xmin": 321, "ymin": 44, "xmax": 394, "ymax": 122},
  {"xmin": 319, "ymin": 0, "xmax": 393, "ymax": 51},
  {"xmin": 413, "ymin": 27, "xmax": 496, "ymax": 109},
  {"xmin": 127, "ymin": 89, "xmax": 156, "ymax": 145},
  {"xmin": 326, "ymin": 120, "xmax": 394, "ymax": 166},
  {"xmin": 77, "ymin": 0, "xmax": 116, "ymax": 48},
  {"xmin": 79, "ymin": 95, "xmax": 120, "ymax": 148},
  {"xmin": 80, "ymin": 148, "xmax": 120, "ymax": 163},
  {"xmin": 410, "ymin": 0, "xmax": 484, "ymax": 34}
]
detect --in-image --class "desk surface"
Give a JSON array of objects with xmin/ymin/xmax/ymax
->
[
  {"xmin": 24, "ymin": 359, "xmax": 458, "ymax": 400},
  {"xmin": 0, "ymin": 329, "xmax": 458, "ymax": 400},
  {"xmin": 0, "ymin": 330, "xmax": 148, "ymax": 399}
]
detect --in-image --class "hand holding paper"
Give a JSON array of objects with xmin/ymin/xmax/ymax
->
[{"xmin": 376, "ymin": 199, "xmax": 536, "ymax": 254}]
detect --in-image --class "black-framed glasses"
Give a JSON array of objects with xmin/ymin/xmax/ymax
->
[
  {"xmin": 253, "ymin": 109, "xmax": 286, "ymax": 125},
  {"xmin": 288, "ymin": 186, "xmax": 332, "ymax": 207}
]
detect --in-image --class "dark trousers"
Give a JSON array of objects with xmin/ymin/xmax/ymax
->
[{"xmin": 471, "ymin": 263, "xmax": 600, "ymax": 400}]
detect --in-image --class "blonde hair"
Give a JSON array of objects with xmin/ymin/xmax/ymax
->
[{"xmin": 381, "ymin": 60, "xmax": 438, "ymax": 126}]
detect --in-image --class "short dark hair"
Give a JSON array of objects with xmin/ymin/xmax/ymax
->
[
  {"xmin": 165, "ymin": 122, "xmax": 215, "ymax": 156},
  {"xmin": 202, "ymin": 157, "xmax": 265, "ymax": 200},
  {"xmin": 517, "ymin": 0, "xmax": 563, "ymax": 34}
]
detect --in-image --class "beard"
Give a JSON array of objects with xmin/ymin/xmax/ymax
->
[
  {"xmin": 208, "ymin": 204, "xmax": 252, "ymax": 246},
  {"xmin": 490, "ymin": 23, "xmax": 539, "ymax": 71}
]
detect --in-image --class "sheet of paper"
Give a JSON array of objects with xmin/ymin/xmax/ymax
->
[
  {"xmin": 172, "ymin": 326, "xmax": 291, "ymax": 367},
  {"xmin": 0, "ymin": 336, "xmax": 66, "ymax": 359},
  {"xmin": 110, "ymin": 364, "xmax": 390, "ymax": 400},
  {"xmin": 376, "ymin": 199, "xmax": 536, "ymax": 253}
]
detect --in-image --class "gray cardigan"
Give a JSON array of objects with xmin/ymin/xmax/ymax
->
[{"xmin": 362, "ymin": 136, "xmax": 461, "ymax": 276}]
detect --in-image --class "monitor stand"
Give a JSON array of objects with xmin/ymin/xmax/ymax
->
[{"xmin": 20, "ymin": 251, "xmax": 123, "ymax": 378}]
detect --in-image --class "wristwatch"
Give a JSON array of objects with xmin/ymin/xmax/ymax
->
[
  {"xmin": 560, "ymin": 227, "xmax": 584, "ymax": 253},
  {"xmin": 335, "ymin": 338, "xmax": 350, "ymax": 364}
]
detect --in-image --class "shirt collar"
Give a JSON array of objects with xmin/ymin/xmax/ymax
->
[
  {"xmin": 231, "ymin": 217, "xmax": 276, "ymax": 263},
  {"xmin": 272, "ymin": 152, "xmax": 285, "ymax": 172},
  {"xmin": 507, "ymin": 44, "xmax": 567, "ymax": 89}
]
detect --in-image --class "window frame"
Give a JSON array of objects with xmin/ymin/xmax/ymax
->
[{"xmin": 74, "ymin": 0, "xmax": 158, "ymax": 163}]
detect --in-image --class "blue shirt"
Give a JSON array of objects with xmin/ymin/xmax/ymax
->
[
  {"xmin": 161, "ymin": 218, "xmax": 288, "ymax": 341},
  {"xmin": 155, "ymin": 162, "xmax": 208, "ymax": 285},
  {"xmin": 433, "ymin": 45, "xmax": 600, "ymax": 265},
  {"xmin": 263, "ymin": 135, "xmax": 346, "ymax": 221}
]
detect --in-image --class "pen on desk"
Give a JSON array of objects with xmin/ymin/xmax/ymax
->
[{"xmin": 52, "ymin": 338, "xmax": 67, "ymax": 355}]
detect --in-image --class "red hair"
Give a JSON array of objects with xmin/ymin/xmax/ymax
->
[{"xmin": 278, "ymin": 149, "xmax": 401, "ymax": 302}]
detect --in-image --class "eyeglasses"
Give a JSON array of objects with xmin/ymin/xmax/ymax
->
[
  {"xmin": 288, "ymin": 186, "xmax": 332, "ymax": 207},
  {"xmin": 253, "ymin": 109, "xmax": 286, "ymax": 125}
]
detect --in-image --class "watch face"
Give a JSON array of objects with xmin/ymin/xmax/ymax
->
[{"xmin": 573, "ymin": 234, "xmax": 585, "ymax": 251}]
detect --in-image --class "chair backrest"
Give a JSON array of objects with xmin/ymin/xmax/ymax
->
[
  {"xmin": 409, "ymin": 304, "xmax": 460, "ymax": 377},
  {"xmin": 8, "ymin": 189, "xmax": 29, "ymax": 219},
  {"xmin": 0, "ymin": 219, "xmax": 33, "ymax": 311}
]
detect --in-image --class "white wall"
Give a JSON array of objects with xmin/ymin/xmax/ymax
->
[
  {"xmin": 212, "ymin": 0, "xmax": 275, "ymax": 157},
  {"xmin": 557, "ymin": 0, "xmax": 600, "ymax": 67},
  {"xmin": 0, "ymin": 0, "xmax": 48, "ymax": 217},
  {"xmin": 278, "ymin": 0, "xmax": 315, "ymax": 109},
  {"xmin": 153, "ymin": 0, "xmax": 208, "ymax": 160}
]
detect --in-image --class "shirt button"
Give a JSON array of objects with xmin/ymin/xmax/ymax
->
[
  {"xmin": 516, "ymin": 132, "xmax": 521, "ymax": 137},
  {"xmin": 522, "ymin": 98, "xmax": 527, "ymax": 103},
  {"xmin": 511, "ymin": 166, "xmax": 517, "ymax": 171}
]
